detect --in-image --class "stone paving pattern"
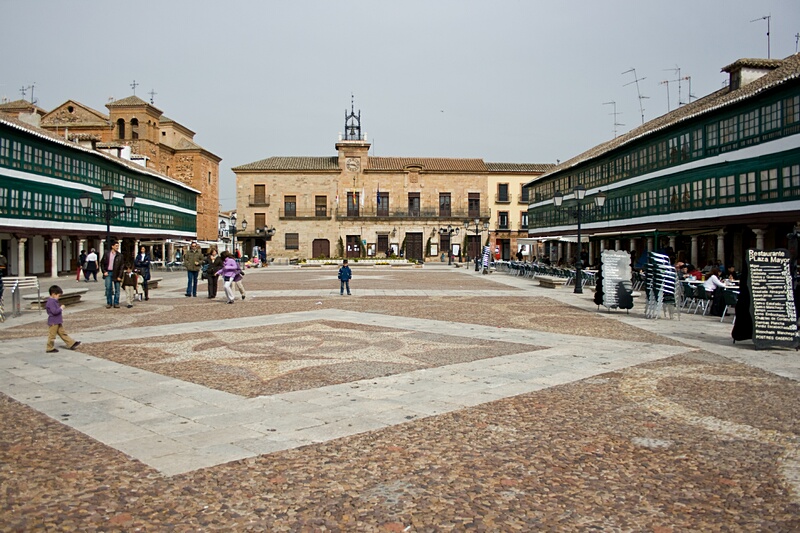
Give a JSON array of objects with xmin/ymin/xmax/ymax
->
[{"xmin": 0, "ymin": 265, "xmax": 798, "ymax": 531}]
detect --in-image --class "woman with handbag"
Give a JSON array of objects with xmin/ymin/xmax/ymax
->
[
  {"xmin": 133, "ymin": 246, "xmax": 152, "ymax": 300},
  {"xmin": 204, "ymin": 248, "xmax": 223, "ymax": 299}
]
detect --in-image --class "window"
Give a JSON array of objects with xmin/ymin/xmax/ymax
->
[
  {"xmin": 706, "ymin": 123, "xmax": 719, "ymax": 148},
  {"xmin": 377, "ymin": 192, "xmax": 389, "ymax": 216},
  {"xmin": 208, "ymin": 171, "xmax": 212, "ymax": 185},
  {"xmin": 254, "ymin": 184, "xmax": 266, "ymax": 205},
  {"xmin": 705, "ymin": 178, "xmax": 716, "ymax": 206},
  {"xmin": 783, "ymin": 164, "xmax": 800, "ymax": 196},
  {"xmin": 497, "ymin": 183, "xmax": 509, "ymax": 202},
  {"xmin": 760, "ymin": 168, "xmax": 778, "ymax": 200},
  {"xmin": 741, "ymin": 110, "xmax": 759, "ymax": 138},
  {"xmin": 739, "ymin": 172, "xmax": 756, "ymax": 202},
  {"xmin": 520, "ymin": 186, "xmax": 530, "ymax": 203},
  {"xmin": 284, "ymin": 195, "xmax": 296, "ymax": 217},
  {"xmin": 692, "ymin": 129, "xmax": 703, "ymax": 157},
  {"xmin": 285, "ymin": 233, "xmax": 299, "ymax": 250},
  {"xmin": 498, "ymin": 211, "xmax": 509, "ymax": 230},
  {"xmin": 254, "ymin": 212, "xmax": 266, "ymax": 228},
  {"xmin": 439, "ymin": 193, "xmax": 451, "ymax": 217},
  {"xmin": 718, "ymin": 175, "xmax": 735, "ymax": 204},
  {"xmin": 520, "ymin": 212, "xmax": 528, "ymax": 229},
  {"xmin": 315, "ymin": 195, "xmax": 327, "ymax": 217},
  {"xmin": 762, "ymin": 101, "xmax": 782, "ymax": 132},
  {"xmin": 347, "ymin": 192, "xmax": 359, "ymax": 217},
  {"xmin": 468, "ymin": 193, "xmax": 480, "ymax": 218},
  {"xmin": 131, "ymin": 118, "xmax": 139, "ymax": 140},
  {"xmin": 408, "ymin": 192, "xmax": 420, "ymax": 216},
  {"xmin": 720, "ymin": 117, "xmax": 738, "ymax": 144},
  {"xmin": 117, "ymin": 118, "xmax": 125, "ymax": 140},
  {"xmin": 785, "ymin": 95, "xmax": 799, "ymax": 125}
]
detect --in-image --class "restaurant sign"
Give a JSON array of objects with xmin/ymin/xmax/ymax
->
[{"xmin": 747, "ymin": 248, "xmax": 800, "ymax": 350}]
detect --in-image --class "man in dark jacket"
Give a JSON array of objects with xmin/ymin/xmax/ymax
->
[
  {"xmin": 134, "ymin": 246, "xmax": 152, "ymax": 301},
  {"xmin": 100, "ymin": 241, "xmax": 125, "ymax": 308}
]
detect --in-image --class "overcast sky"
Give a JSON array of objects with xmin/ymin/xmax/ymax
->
[{"xmin": 3, "ymin": 0, "xmax": 800, "ymax": 209}]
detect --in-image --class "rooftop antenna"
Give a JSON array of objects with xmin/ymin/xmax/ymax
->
[
  {"xmin": 751, "ymin": 15, "xmax": 771, "ymax": 58},
  {"xmin": 795, "ymin": 32, "xmax": 799, "ymax": 53},
  {"xmin": 665, "ymin": 65, "xmax": 686, "ymax": 106},
  {"xmin": 659, "ymin": 80, "xmax": 673, "ymax": 112},
  {"xmin": 148, "ymin": 89, "xmax": 157, "ymax": 104},
  {"xmin": 622, "ymin": 68, "xmax": 649, "ymax": 125},
  {"xmin": 130, "ymin": 79, "xmax": 139, "ymax": 96},
  {"xmin": 29, "ymin": 82, "xmax": 36, "ymax": 106},
  {"xmin": 682, "ymin": 76, "xmax": 696, "ymax": 104},
  {"xmin": 602, "ymin": 101, "xmax": 624, "ymax": 138}
]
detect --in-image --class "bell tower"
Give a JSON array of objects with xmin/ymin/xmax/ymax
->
[{"xmin": 336, "ymin": 95, "xmax": 370, "ymax": 172}]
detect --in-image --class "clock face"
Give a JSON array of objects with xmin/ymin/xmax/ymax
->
[{"xmin": 346, "ymin": 158, "xmax": 360, "ymax": 172}]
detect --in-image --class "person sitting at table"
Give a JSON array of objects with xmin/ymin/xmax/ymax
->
[
  {"xmin": 686, "ymin": 264, "xmax": 703, "ymax": 280},
  {"xmin": 704, "ymin": 267, "xmax": 727, "ymax": 316},
  {"xmin": 724, "ymin": 264, "xmax": 739, "ymax": 281}
]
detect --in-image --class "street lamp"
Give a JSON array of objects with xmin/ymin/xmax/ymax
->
[
  {"xmin": 438, "ymin": 225, "xmax": 460, "ymax": 265},
  {"xmin": 464, "ymin": 218, "xmax": 490, "ymax": 272},
  {"xmin": 79, "ymin": 185, "xmax": 136, "ymax": 251},
  {"xmin": 553, "ymin": 185, "xmax": 606, "ymax": 294},
  {"xmin": 229, "ymin": 214, "xmax": 247, "ymax": 258}
]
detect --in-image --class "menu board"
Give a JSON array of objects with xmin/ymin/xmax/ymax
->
[
  {"xmin": 601, "ymin": 250, "xmax": 632, "ymax": 309},
  {"xmin": 747, "ymin": 249, "xmax": 799, "ymax": 350}
]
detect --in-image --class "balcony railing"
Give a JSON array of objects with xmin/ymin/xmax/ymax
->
[
  {"xmin": 279, "ymin": 208, "xmax": 331, "ymax": 219},
  {"xmin": 248, "ymin": 195, "xmax": 270, "ymax": 207},
  {"xmin": 518, "ymin": 194, "xmax": 531, "ymax": 204},
  {"xmin": 495, "ymin": 193, "xmax": 512, "ymax": 204},
  {"xmin": 336, "ymin": 208, "xmax": 491, "ymax": 220}
]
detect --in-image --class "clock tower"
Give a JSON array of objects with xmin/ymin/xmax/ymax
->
[{"xmin": 336, "ymin": 96, "xmax": 370, "ymax": 173}]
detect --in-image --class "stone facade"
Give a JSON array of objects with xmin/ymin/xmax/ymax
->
[{"xmin": 234, "ymin": 135, "xmax": 551, "ymax": 263}]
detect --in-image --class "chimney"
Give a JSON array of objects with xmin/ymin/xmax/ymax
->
[{"xmin": 721, "ymin": 58, "xmax": 783, "ymax": 91}]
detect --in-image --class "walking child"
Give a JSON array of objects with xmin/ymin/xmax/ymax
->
[
  {"xmin": 45, "ymin": 285, "xmax": 80, "ymax": 353},
  {"xmin": 338, "ymin": 259, "xmax": 352, "ymax": 295},
  {"xmin": 121, "ymin": 263, "xmax": 138, "ymax": 308}
]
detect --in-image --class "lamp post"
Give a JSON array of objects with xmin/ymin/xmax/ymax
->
[
  {"xmin": 464, "ymin": 218, "xmax": 490, "ymax": 271},
  {"xmin": 228, "ymin": 213, "xmax": 247, "ymax": 259},
  {"xmin": 438, "ymin": 225, "xmax": 460, "ymax": 265},
  {"xmin": 553, "ymin": 185, "xmax": 606, "ymax": 294},
  {"xmin": 79, "ymin": 185, "xmax": 136, "ymax": 252}
]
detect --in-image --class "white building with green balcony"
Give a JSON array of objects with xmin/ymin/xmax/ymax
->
[
  {"xmin": 0, "ymin": 113, "xmax": 199, "ymax": 277},
  {"xmin": 525, "ymin": 53, "xmax": 800, "ymax": 270}
]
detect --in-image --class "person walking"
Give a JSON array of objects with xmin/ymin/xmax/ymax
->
[
  {"xmin": 100, "ymin": 241, "xmax": 124, "ymax": 308},
  {"xmin": 133, "ymin": 246, "xmax": 152, "ymax": 301},
  {"xmin": 84, "ymin": 248, "xmax": 98, "ymax": 282},
  {"xmin": 338, "ymin": 259, "xmax": 352, "ymax": 295},
  {"xmin": 218, "ymin": 251, "xmax": 239, "ymax": 304},
  {"xmin": 77, "ymin": 250, "xmax": 87, "ymax": 281},
  {"xmin": 183, "ymin": 241, "xmax": 203, "ymax": 297},
  {"xmin": 121, "ymin": 263, "xmax": 138, "ymax": 308},
  {"xmin": 45, "ymin": 285, "xmax": 80, "ymax": 353},
  {"xmin": 205, "ymin": 248, "xmax": 223, "ymax": 299}
]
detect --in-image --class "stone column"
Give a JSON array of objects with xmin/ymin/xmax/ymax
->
[
  {"xmin": 167, "ymin": 242, "xmax": 174, "ymax": 262},
  {"xmin": 629, "ymin": 238, "xmax": 636, "ymax": 254},
  {"xmin": 716, "ymin": 230, "xmax": 726, "ymax": 263},
  {"xmin": 50, "ymin": 238, "xmax": 60, "ymax": 278},
  {"xmin": 17, "ymin": 238, "xmax": 26, "ymax": 277},
  {"xmin": 646, "ymin": 237, "xmax": 654, "ymax": 253},
  {"xmin": 669, "ymin": 236, "xmax": 676, "ymax": 251},
  {"xmin": 588, "ymin": 241, "xmax": 594, "ymax": 265},
  {"xmin": 614, "ymin": 239, "xmax": 621, "ymax": 251},
  {"xmin": 753, "ymin": 228, "xmax": 766, "ymax": 251},
  {"xmin": 100, "ymin": 240, "xmax": 106, "ymax": 258},
  {"xmin": 691, "ymin": 236, "xmax": 698, "ymax": 266},
  {"xmin": 600, "ymin": 239, "xmax": 606, "ymax": 252}
]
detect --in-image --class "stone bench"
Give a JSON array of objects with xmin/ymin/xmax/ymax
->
[
  {"xmin": 23, "ymin": 288, "xmax": 88, "ymax": 308},
  {"xmin": 537, "ymin": 275, "xmax": 569, "ymax": 289},
  {"xmin": 137, "ymin": 277, "xmax": 163, "ymax": 289}
]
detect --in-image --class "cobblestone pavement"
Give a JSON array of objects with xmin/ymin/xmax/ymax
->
[{"xmin": 0, "ymin": 264, "xmax": 798, "ymax": 531}]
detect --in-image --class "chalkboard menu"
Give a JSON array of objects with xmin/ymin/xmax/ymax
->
[
  {"xmin": 747, "ymin": 248, "xmax": 800, "ymax": 350},
  {"xmin": 601, "ymin": 250, "xmax": 632, "ymax": 309}
]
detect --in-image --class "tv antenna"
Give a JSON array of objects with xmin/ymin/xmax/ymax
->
[
  {"xmin": 19, "ymin": 82, "xmax": 37, "ymax": 105},
  {"xmin": 795, "ymin": 32, "xmax": 799, "ymax": 53},
  {"xmin": 681, "ymin": 76, "xmax": 696, "ymax": 104},
  {"xmin": 665, "ymin": 65, "xmax": 689, "ymax": 107},
  {"xmin": 622, "ymin": 68, "xmax": 649, "ymax": 125},
  {"xmin": 659, "ymin": 80, "xmax": 673, "ymax": 112},
  {"xmin": 751, "ymin": 14, "xmax": 771, "ymax": 58},
  {"xmin": 602, "ymin": 101, "xmax": 624, "ymax": 138}
]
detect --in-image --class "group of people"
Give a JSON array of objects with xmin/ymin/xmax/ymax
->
[
  {"xmin": 89, "ymin": 241, "xmax": 153, "ymax": 309},
  {"xmin": 184, "ymin": 241, "xmax": 246, "ymax": 304}
]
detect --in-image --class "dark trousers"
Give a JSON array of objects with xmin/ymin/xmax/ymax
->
[
  {"xmin": 141, "ymin": 278, "xmax": 149, "ymax": 299},
  {"xmin": 340, "ymin": 280, "xmax": 350, "ymax": 295},
  {"xmin": 208, "ymin": 274, "xmax": 219, "ymax": 298},
  {"xmin": 186, "ymin": 270, "xmax": 199, "ymax": 296}
]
